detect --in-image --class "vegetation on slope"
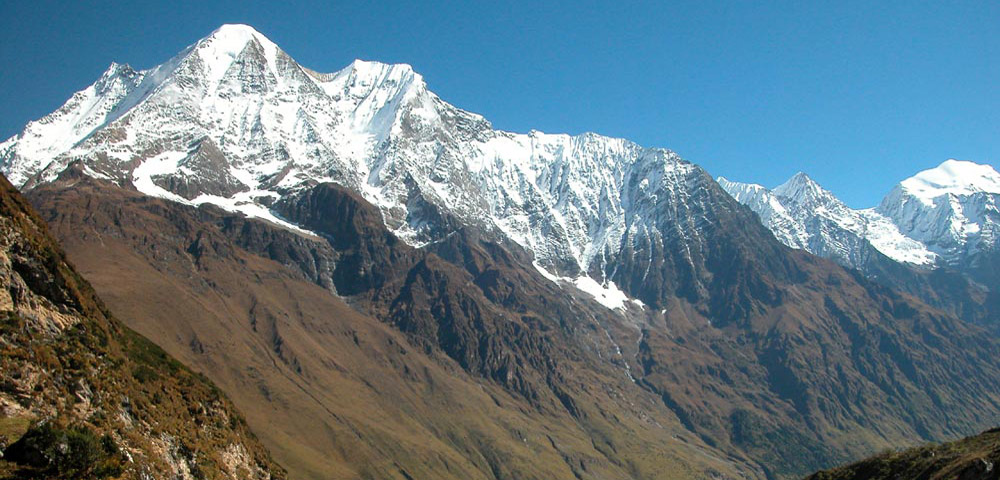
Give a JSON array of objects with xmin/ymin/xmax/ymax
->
[
  {"xmin": 806, "ymin": 427, "xmax": 1000, "ymax": 480},
  {"xmin": 0, "ymin": 173, "xmax": 283, "ymax": 479}
]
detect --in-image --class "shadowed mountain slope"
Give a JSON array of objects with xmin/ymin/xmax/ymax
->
[
  {"xmin": 26, "ymin": 164, "xmax": 1000, "ymax": 479},
  {"xmin": 29, "ymin": 167, "xmax": 754, "ymax": 479}
]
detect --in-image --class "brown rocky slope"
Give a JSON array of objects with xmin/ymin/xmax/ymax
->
[
  {"xmin": 0, "ymin": 173, "xmax": 283, "ymax": 479},
  {"xmin": 29, "ymin": 165, "xmax": 750, "ymax": 479},
  {"xmin": 25, "ymin": 164, "xmax": 1000, "ymax": 479}
]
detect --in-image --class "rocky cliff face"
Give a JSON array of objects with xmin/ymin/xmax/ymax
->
[{"xmin": 0, "ymin": 172, "xmax": 283, "ymax": 480}]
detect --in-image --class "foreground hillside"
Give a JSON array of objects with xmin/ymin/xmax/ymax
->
[
  {"xmin": 0, "ymin": 173, "xmax": 283, "ymax": 479},
  {"xmin": 806, "ymin": 428, "xmax": 1000, "ymax": 480}
]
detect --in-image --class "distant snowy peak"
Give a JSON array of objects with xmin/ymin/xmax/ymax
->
[
  {"xmin": 717, "ymin": 177, "xmax": 809, "ymax": 249},
  {"xmin": 898, "ymin": 159, "xmax": 1000, "ymax": 204},
  {"xmin": 773, "ymin": 172, "xmax": 834, "ymax": 207},
  {"xmin": 723, "ymin": 160, "xmax": 1000, "ymax": 274},
  {"xmin": 719, "ymin": 174, "xmax": 937, "ymax": 268},
  {"xmin": 878, "ymin": 160, "xmax": 1000, "ymax": 265}
]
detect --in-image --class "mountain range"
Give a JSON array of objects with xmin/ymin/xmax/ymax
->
[
  {"xmin": 719, "ymin": 161, "xmax": 1000, "ymax": 329},
  {"xmin": 3, "ymin": 24, "xmax": 1000, "ymax": 480},
  {"xmin": 719, "ymin": 160, "xmax": 1000, "ymax": 278}
]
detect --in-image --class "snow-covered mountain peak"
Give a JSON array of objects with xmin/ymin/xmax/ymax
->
[
  {"xmin": 327, "ymin": 58, "xmax": 423, "ymax": 93},
  {"xmin": 716, "ymin": 177, "xmax": 763, "ymax": 193},
  {"xmin": 877, "ymin": 160, "xmax": 1000, "ymax": 265},
  {"xmin": 199, "ymin": 23, "xmax": 279, "ymax": 59},
  {"xmin": 720, "ymin": 173, "xmax": 938, "ymax": 268},
  {"xmin": 345, "ymin": 58, "xmax": 417, "ymax": 81},
  {"xmin": 211, "ymin": 22, "xmax": 268, "ymax": 37},
  {"xmin": 324, "ymin": 59, "xmax": 430, "ymax": 133},
  {"xmin": 173, "ymin": 23, "xmax": 287, "ymax": 89},
  {"xmin": 0, "ymin": 24, "xmax": 766, "ymax": 311},
  {"xmin": 773, "ymin": 172, "xmax": 836, "ymax": 207},
  {"xmin": 717, "ymin": 177, "xmax": 810, "ymax": 250},
  {"xmin": 95, "ymin": 62, "xmax": 139, "ymax": 88},
  {"xmin": 716, "ymin": 178, "xmax": 776, "ymax": 209},
  {"xmin": 899, "ymin": 159, "xmax": 1000, "ymax": 204}
]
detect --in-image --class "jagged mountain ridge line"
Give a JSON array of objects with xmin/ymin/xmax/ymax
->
[
  {"xmin": 719, "ymin": 160, "xmax": 1000, "ymax": 273},
  {"xmin": 1, "ymin": 23, "xmax": 735, "ymax": 308}
]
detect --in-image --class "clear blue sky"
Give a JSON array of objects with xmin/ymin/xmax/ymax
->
[{"xmin": 1, "ymin": 0, "xmax": 997, "ymax": 207}]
